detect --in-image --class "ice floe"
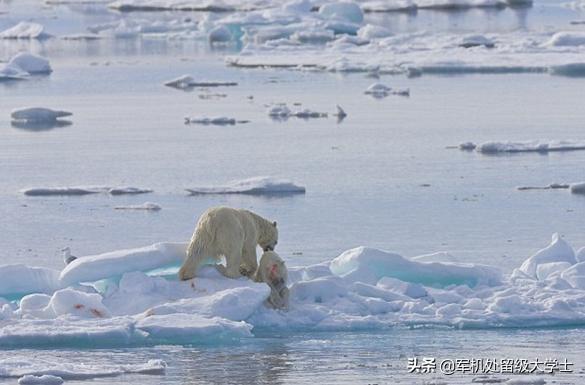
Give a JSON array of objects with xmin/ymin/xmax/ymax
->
[
  {"xmin": 0, "ymin": 22, "xmax": 51, "ymax": 39},
  {"xmin": 184, "ymin": 117, "xmax": 249, "ymax": 125},
  {"xmin": 164, "ymin": 75, "xmax": 238, "ymax": 90},
  {"xmin": 2, "ymin": 233, "xmax": 585, "ymax": 348},
  {"xmin": 570, "ymin": 182, "xmax": 585, "ymax": 195},
  {"xmin": 185, "ymin": 176, "xmax": 306, "ymax": 195},
  {"xmin": 267, "ymin": 103, "xmax": 333, "ymax": 120},
  {"xmin": 460, "ymin": 141, "xmax": 585, "ymax": 154},
  {"xmin": 114, "ymin": 202, "xmax": 162, "ymax": 211},
  {"xmin": 364, "ymin": 82, "xmax": 410, "ymax": 98},
  {"xmin": 11, "ymin": 108, "xmax": 72, "ymax": 123},
  {"xmin": 18, "ymin": 375, "xmax": 64, "ymax": 385},
  {"xmin": 22, "ymin": 186, "xmax": 152, "ymax": 196},
  {"xmin": 1, "ymin": 53, "xmax": 52, "ymax": 82}
]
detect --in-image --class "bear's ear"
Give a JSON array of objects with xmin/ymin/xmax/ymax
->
[{"xmin": 273, "ymin": 221, "xmax": 277, "ymax": 227}]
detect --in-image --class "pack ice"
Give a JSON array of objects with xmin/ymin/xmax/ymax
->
[{"xmin": 2, "ymin": 233, "xmax": 585, "ymax": 350}]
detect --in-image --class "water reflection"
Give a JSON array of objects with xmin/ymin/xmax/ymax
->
[{"xmin": 11, "ymin": 119, "xmax": 72, "ymax": 131}]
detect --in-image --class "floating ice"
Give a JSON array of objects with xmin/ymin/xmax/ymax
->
[
  {"xmin": 459, "ymin": 35, "xmax": 495, "ymax": 48},
  {"xmin": 11, "ymin": 108, "xmax": 72, "ymax": 123},
  {"xmin": 186, "ymin": 176, "xmax": 306, "ymax": 195},
  {"xmin": 516, "ymin": 183, "xmax": 569, "ymax": 191},
  {"xmin": 0, "ymin": 22, "xmax": 51, "ymax": 39},
  {"xmin": 22, "ymin": 186, "xmax": 152, "ymax": 196},
  {"xmin": 463, "ymin": 141, "xmax": 585, "ymax": 154},
  {"xmin": 364, "ymin": 83, "xmax": 409, "ymax": 98},
  {"xmin": 209, "ymin": 25, "xmax": 234, "ymax": 44},
  {"xmin": 3, "ymin": 234, "xmax": 585, "ymax": 348},
  {"xmin": 164, "ymin": 75, "xmax": 238, "ymax": 90},
  {"xmin": 267, "ymin": 103, "xmax": 329, "ymax": 120},
  {"xmin": 358, "ymin": 24, "xmax": 392, "ymax": 40},
  {"xmin": 184, "ymin": 117, "xmax": 248, "ymax": 125},
  {"xmin": 114, "ymin": 202, "xmax": 162, "ymax": 211},
  {"xmin": 0, "ymin": 64, "xmax": 29, "ymax": 81}
]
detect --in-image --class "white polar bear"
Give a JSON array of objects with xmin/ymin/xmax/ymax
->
[
  {"xmin": 178, "ymin": 206, "xmax": 278, "ymax": 281},
  {"xmin": 255, "ymin": 250, "xmax": 289, "ymax": 310}
]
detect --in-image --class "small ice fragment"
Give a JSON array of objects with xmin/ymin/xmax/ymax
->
[
  {"xmin": 164, "ymin": 75, "xmax": 238, "ymax": 89},
  {"xmin": 108, "ymin": 187, "xmax": 152, "ymax": 195},
  {"xmin": 459, "ymin": 35, "xmax": 495, "ymax": 48},
  {"xmin": 11, "ymin": 108, "xmax": 72, "ymax": 123},
  {"xmin": 114, "ymin": 202, "xmax": 162, "ymax": 211},
  {"xmin": 184, "ymin": 117, "xmax": 239, "ymax": 125},
  {"xmin": 186, "ymin": 176, "xmax": 305, "ymax": 195}
]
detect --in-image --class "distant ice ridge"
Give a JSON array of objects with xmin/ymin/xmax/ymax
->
[
  {"xmin": 460, "ymin": 140, "xmax": 585, "ymax": 154},
  {"xmin": 186, "ymin": 176, "xmax": 306, "ymax": 195},
  {"xmin": 2, "ymin": 234, "xmax": 585, "ymax": 348},
  {"xmin": 22, "ymin": 186, "xmax": 153, "ymax": 196},
  {"xmin": 0, "ymin": 53, "xmax": 52, "ymax": 81}
]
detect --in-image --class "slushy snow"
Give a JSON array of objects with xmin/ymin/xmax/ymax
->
[
  {"xmin": 3, "ymin": 233, "xmax": 585, "ymax": 348},
  {"xmin": 185, "ymin": 176, "xmax": 306, "ymax": 195}
]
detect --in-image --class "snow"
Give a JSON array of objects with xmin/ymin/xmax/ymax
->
[
  {"xmin": 164, "ymin": 75, "xmax": 238, "ymax": 90},
  {"xmin": 11, "ymin": 108, "xmax": 72, "ymax": 123},
  {"xmin": 0, "ymin": 358, "xmax": 166, "ymax": 380},
  {"xmin": 114, "ymin": 202, "xmax": 162, "ymax": 211},
  {"xmin": 0, "ymin": 22, "xmax": 51, "ymax": 39},
  {"xmin": 185, "ymin": 176, "xmax": 306, "ymax": 195},
  {"xmin": 3, "ymin": 234, "xmax": 585, "ymax": 348},
  {"xmin": 22, "ymin": 186, "xmax": 152, "ymax": 196},
  {"xmin": 18, "ymin": 375, "xmax": 64, "ymax": 385}
]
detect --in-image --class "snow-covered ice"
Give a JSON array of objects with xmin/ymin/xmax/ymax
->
[
  {"xmin": 7, "ymin": 53, "xmax": 52, "ymax": 75},
  {"xmin": 0, "ymin": 22, "xmax": 51, "ymax": 39},
  {"xmin": 185, "ymin": 176, "xmax": 306, "ymax": 195},
  {"xmin": 2, "ymin": 233, "xmax": 585, "ymax": 348},
  {"xmin": 11, "ymin": 108, "xmax": 72, "ymax": 123}
]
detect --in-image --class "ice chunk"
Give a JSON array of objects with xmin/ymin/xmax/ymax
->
[
  {"xmin": 318, "ymin": 2, "xmax": 364, "ymax": 24},
  {"xmin": 18, "ymin": 375, "xmax": 64, "ymax": 385},
  {"xmin": 330, "ymin": 247, "xmax": 502, "ymax": 287},
  {"xmin": 560, "ymin": 262, "xmax": 585, "ymax": 289},
  {"xmin": 0, "ymin": 22, "xmax": 51, "ymax": 39},
  {"xmin": 186, "ymin": 176, "xmax": 305, "ymax": 195},
  {"xmin": 0, "ymin": 64, "xmax": 29, "ymax": 81},
  {"xmin": 18, "ymin": 294, "xmax": 53, "ymax": 318},
  {"xmin": 536, "ymin": 262, "xmax": 572, "ymax": 281},
  {"xmin": 547, "ymin": 31, "xmax": 585, "ymax": 47},
  {"xmin": 459, "ymin": 142, "xmax": 477, "ymax": 150},
  {"xmin": 114, "ymin": 202, "xmax": 162, "ymax": 211},
  {"xmin": 364, "ymin": 83, "xmax": 409, "ymax": 98},
  {"xmin": 357, "ymin": 24, "xmax": 392, "ymax": 40},
  {"xmin": 518, "ymin": 233, "xmax": 576, "ymax": 278},
  {"xmin": 184, "ymin": 117, "xmax": 240, "ymax": 125},
  {"xmin": 570, "ymin": 182, "xmax": 585, "ymax": 195},
  {"xmin": 7, "ymin": 53, "xmax": 52, "ymax": 74},
  {"xmin": 11, "ymin": 108, "xmax": 72, "ymax": 123},
  {"xmin": 0, "ymin": 265, "xmax": 60, "ymax": 297},
  {"xmin": 47, "ymin": 288, "xmax": 111, "ymax": 318},
  {"xmin": 107, "ymin": 187, "xmax": 152, "ymax": 195},
  {"xmin": 59, "ymin": 243, "xmax": 187, "ymax": 286}
]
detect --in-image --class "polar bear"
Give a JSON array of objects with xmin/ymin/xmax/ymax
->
[
  {"xmin": 255, "ymin": 250, "xmax": 289, "ymax": 310},
  {"xmin": 178, "ymin": 206, "xmax": 278, "ymax": 281}
]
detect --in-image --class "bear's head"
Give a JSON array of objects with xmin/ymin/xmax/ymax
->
[{"xmin": 259, "ymin": 220, "xmax": 278, "ymax": 252}]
